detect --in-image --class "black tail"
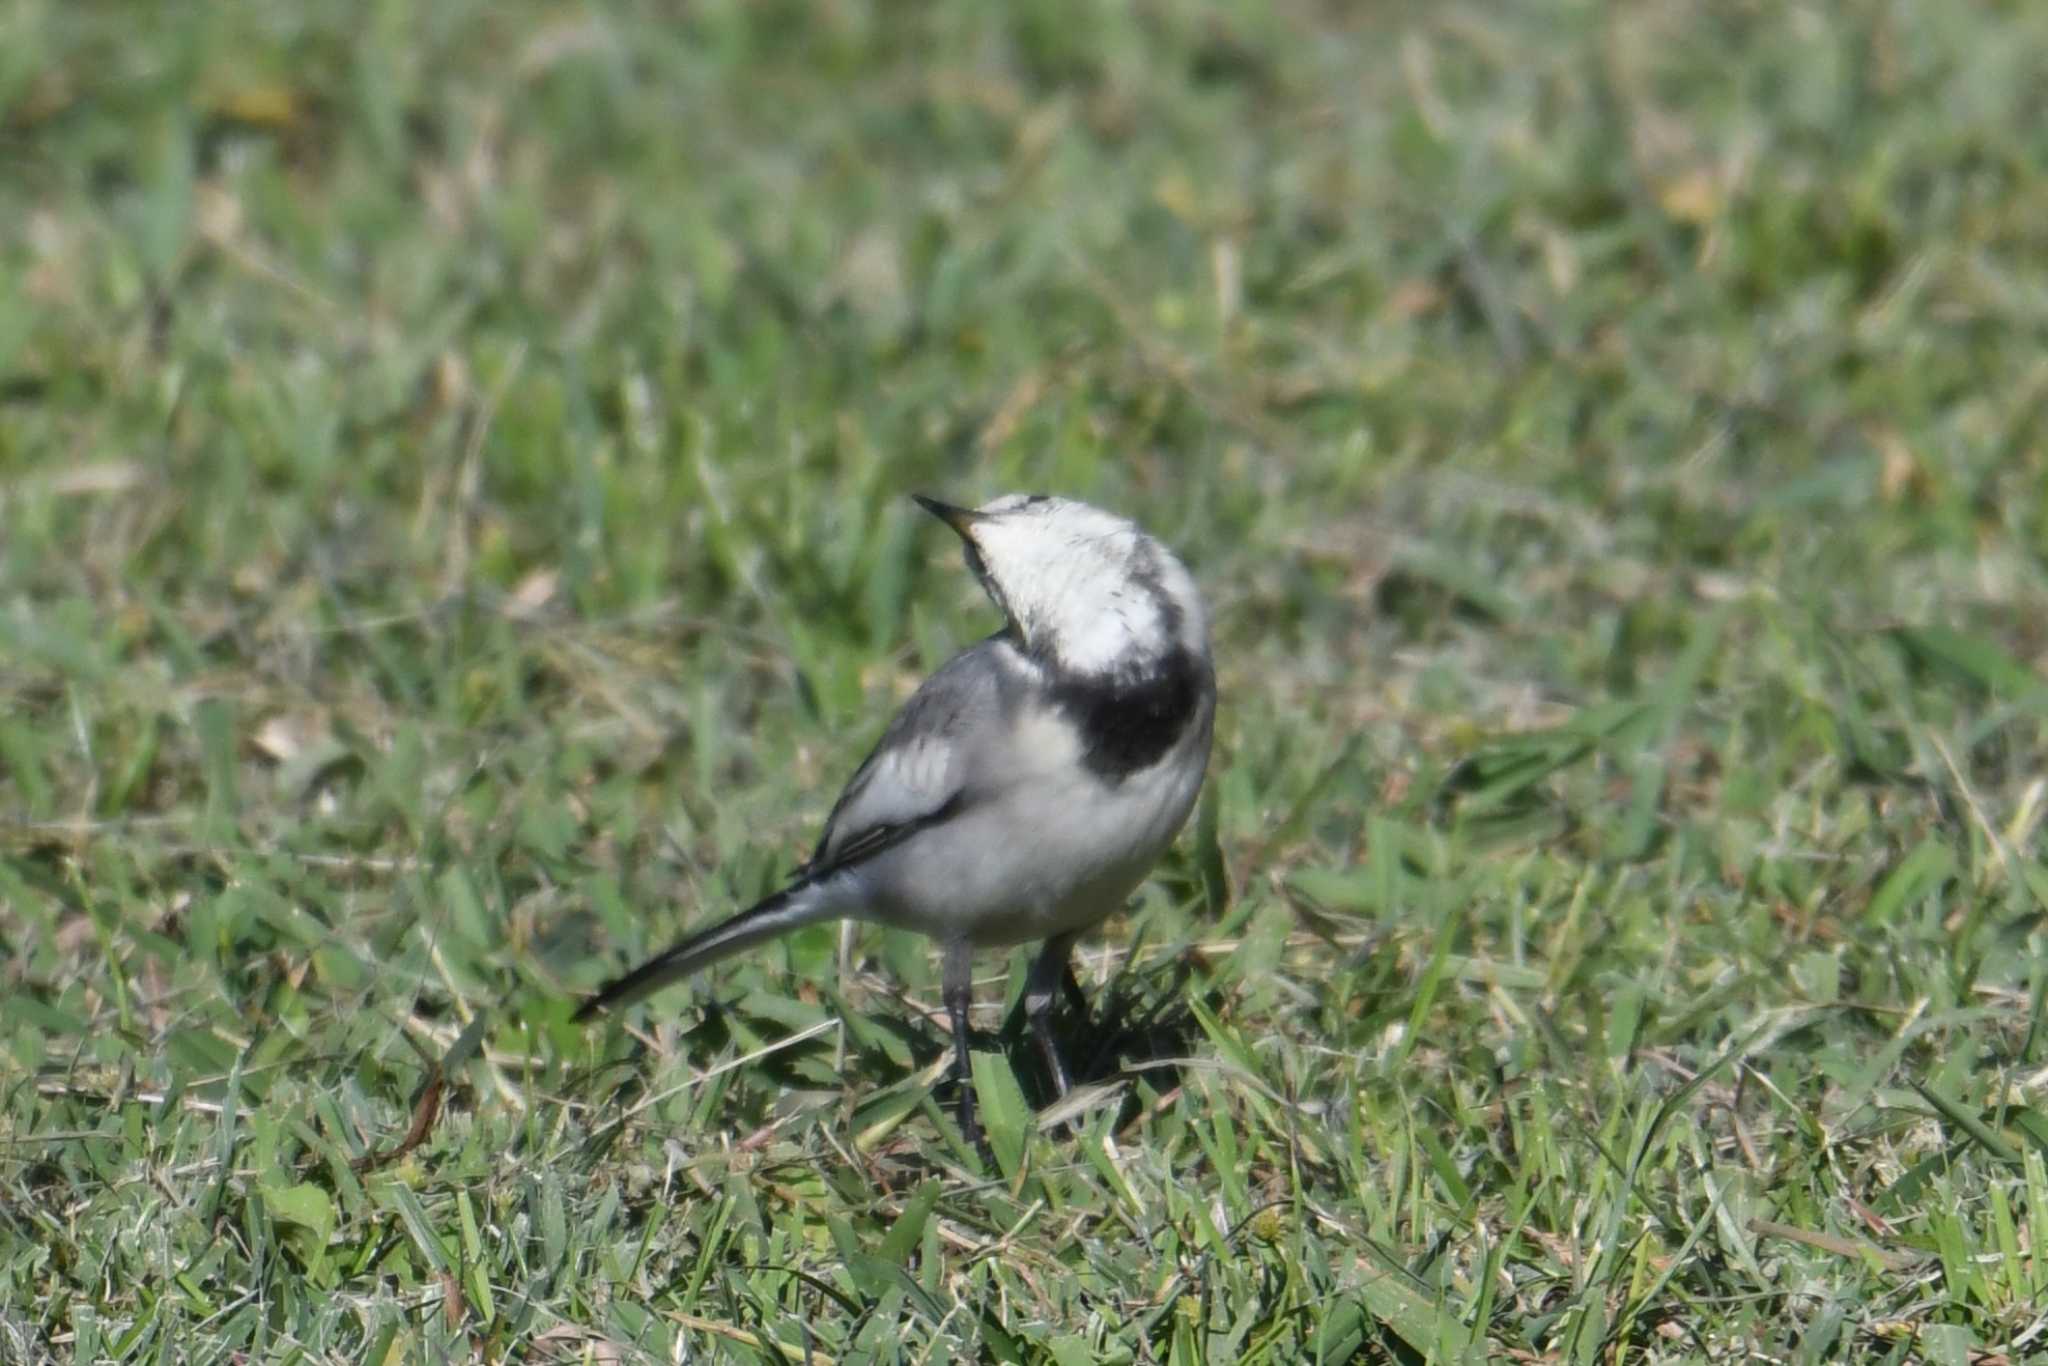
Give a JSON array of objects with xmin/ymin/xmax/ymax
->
[{"xmin": 574, "ymin": 879, "xmax": 839, "ymax": 1021}]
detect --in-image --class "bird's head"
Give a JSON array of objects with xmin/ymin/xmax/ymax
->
[{"xmin": 914, "ymin": 493, "xmax": 1209, "ymax": 678}]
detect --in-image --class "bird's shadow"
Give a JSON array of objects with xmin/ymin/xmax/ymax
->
[
  {"xmin": 1020, "ymin": 954, "xmax": 1203, "ymax": 1106},
  {"xmin": 577, "ymin": 950, "xmax": 1213, "ymax": 1157},
  {"xmin": 890, "ymin": 948, "xmax": 1210, "ymax": 1131}
]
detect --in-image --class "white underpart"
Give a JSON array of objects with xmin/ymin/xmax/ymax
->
[{"xmin": 855, "ymin": 642, "xmax": 1213, "ymax": 947}]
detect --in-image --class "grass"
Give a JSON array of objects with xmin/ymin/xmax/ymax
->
[{"xmin": 5, "ymin": 0, "xmax": 2048, "ymax": 1360}]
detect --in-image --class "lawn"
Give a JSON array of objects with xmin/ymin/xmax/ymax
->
[{"xmin": 6, "ymin": 1, "xmax": 2048, "ymax": 1360}]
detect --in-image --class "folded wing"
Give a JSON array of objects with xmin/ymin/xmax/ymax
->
[{"xmin": 805, "ymin": 637, "xmax": 1018, "ymax": 877}]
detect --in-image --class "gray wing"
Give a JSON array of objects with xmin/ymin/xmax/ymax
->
[{"xmin": 805, "ymin": 636, "xmax": 1018, "ymax": 877}]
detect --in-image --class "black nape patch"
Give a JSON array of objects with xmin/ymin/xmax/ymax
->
[{"xmin": 1051, "ymin": 647, "xmax": 1211, "ymax": 782}]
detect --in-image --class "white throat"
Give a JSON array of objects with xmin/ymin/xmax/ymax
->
[
  {"xmin": 987, "ymin": 529, "xmax": 1205, "ymax": 677},
  {"xmin": 1024, "ymin": 573, "xmax": 1178, "ymax": 675}
]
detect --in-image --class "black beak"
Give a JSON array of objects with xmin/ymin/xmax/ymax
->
[{"xmin": 913, "ymin": 494, "xmax": 980, "ymax": 540}]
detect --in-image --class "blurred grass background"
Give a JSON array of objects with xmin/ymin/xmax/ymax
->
[{"xmin": 6, "ymin": 0, "xmax": 2048, "ymax": 1360}]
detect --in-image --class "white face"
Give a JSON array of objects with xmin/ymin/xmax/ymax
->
[{"xmin": 957, "ymin": 494, "xmax": 1209, "ymax": 676}]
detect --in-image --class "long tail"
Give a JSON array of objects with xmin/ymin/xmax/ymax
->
[{"xmin": 574, "ymin": 877, "xmax": 845, "ymax": 1021}]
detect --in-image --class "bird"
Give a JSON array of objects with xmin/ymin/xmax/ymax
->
[{"xmin": 575, "ymin": 492, "xmax": 1216, "ymax": 1147}]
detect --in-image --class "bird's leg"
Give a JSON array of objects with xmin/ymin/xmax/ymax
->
[
  {"xmin": 1024, "ymin": 932, "xmax": 1081, "ymax": 1097},
  {"xmin": 943, "ymin": 941, "xmax": 983, "ymax": 1152}
]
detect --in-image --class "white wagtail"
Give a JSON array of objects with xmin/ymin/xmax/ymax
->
[{"xmin": 577, "ymin": 493, "xmax": 1216, "ymax": 1145}]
